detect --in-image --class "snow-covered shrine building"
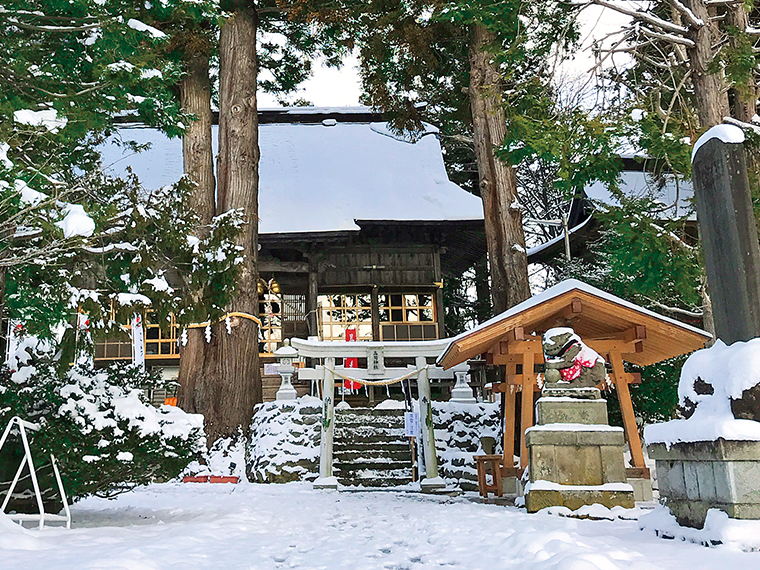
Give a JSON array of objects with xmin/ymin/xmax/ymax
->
[{"xmin": 94, "ymin": 107, "xmax": 487, "ymax": 399}]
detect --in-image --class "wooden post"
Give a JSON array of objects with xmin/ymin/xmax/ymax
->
[
  {"xmin": 519, "ymin": 351, "xmax": 535, "ymax": 468},
  {"xmin": 433, "ymin": 251, "xmax": 445, "ymax": 338},
  {"xmin": 502, "ymin": 385, "xmax": 515, "ymax": 467},
  {"xmin": 306, "ymin": 259, "xmax": 319, "ymax": 338},
  {"xmin": 417, "ymin": 355, "xmax": 444, "ymax": 490},
  {"xmin": 608, "ymin": 351, "xmax": 646, "ymax": 469},
  {"xmin": 315, "ymin": 357, "xmax": 337, "ymax": 488}
]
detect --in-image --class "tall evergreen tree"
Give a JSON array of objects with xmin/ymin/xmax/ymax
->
[{"xmin": 350, "ymin": 0, "xmax": 580, "ymax": 312}]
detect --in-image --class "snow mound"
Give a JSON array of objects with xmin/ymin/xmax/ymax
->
[
  {"xmin": 640, "ymin": 506, "xmax": 760, "ymax": 551},
  {"xmin": 375, "ymin": 399, "xmax": 405, "ymax": 410},
  {"xmin": 0, "ymin": 513, "xmax": 46, "ymax": 551},
  {"xmin": 645, "ymin": 339, "xmax": 760, "ymax": 446}
]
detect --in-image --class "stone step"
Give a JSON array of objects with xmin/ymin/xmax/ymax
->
[
  {"xmin": 336, "ymin": 408, "xmax": 406, "ymax": 416},
  {"xmin": 339, "ymin": 477, "xmax": 414, "ymax": 488},
  {"xmin": 334, "ymin": 448, "xmax": 412, "ymax": 462},
  {"xmin": 335, "ymin": 413, "xmax": 405, "ymax": 425},
  {"xmin": 335, "ymin": 459, "xmax": 412, "ymax": 472},
  {"xmin": 333, "ymin": 434, "xmax": 408, "ymax": 447}
]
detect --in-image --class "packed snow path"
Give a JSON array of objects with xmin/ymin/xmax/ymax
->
[{"xmin": 1, "ymin": 483, "xmax": 759, "ymax": 569}]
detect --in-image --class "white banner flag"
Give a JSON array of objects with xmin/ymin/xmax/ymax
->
[{"xmin": 132, "ymin": 313, "xmax": 145, "ymax": 369}]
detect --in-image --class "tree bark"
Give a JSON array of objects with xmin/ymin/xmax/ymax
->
[
  {"xmin": 468, "ymin": 24, "xmax": 530, "ymax": 313},
  {"xmin": 727, "ymin": 4, "xmax": 756, "ymax": 123},
  {"xmin": 687, "ymin": 0, "xmax": 730, "ymax": 128},
  {"xmin": 177, "ymin": 47, "xmax": 216, "ymax": 414},
  {"xmin": 193, "ymin": 6, "xmax": 261, "ymax": 443},
  {"xmin": 0, "ymin": 266, "xmax": 6, "ymax": 360}
]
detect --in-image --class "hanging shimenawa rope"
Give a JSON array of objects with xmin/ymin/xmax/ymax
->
[
  {"xmin": 186, "ymin": 311, "xmax": 262, "ymax": 329},
  {"xmin": 324, "ymin": 365, "xmax": 430, "ymax": 387}
]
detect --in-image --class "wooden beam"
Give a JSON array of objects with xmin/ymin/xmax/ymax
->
[
  {"xmin": 490, "ymin": 351, "xmax": 524, "ymax": 365},
  {"xmin": 586, "ymin": 339, "xmax": 640, "ymax": 354},
  {"xmin": 258, "ymin": 259, "xmax": 309, "ymax": 273},
  {"xmin": 563, "ymin": 297, "xmax": 583, "ymax": 318},
  {"xmin": 608, "ymin": 350, "xmax": 646, "ymax": 469}
]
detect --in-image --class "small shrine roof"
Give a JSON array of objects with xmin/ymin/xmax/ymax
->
[{"xmin": 437, "ymin": 279, "xmax": 711, "ymax": 369}]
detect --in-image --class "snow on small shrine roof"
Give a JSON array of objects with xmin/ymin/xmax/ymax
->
[
  {"xmin": 99, "ymin": 109, "xmax": 484, "ymax": 234},
  {"xmin": 437, "ymin": 278, "xmax": 711, "ymax": 369},
  {"xmin": 585, "ymin": 170, "xmax": 694, "ymax": 219}
]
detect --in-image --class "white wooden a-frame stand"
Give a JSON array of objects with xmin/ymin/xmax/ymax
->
[{"xmin": 0, "ymin": 416, "xmax": 71, "ymax": 529}]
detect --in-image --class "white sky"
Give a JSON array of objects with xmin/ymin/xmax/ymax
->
[{"xmin": 258, "ymin": 5, "xmax": 631, "ymax": 109}]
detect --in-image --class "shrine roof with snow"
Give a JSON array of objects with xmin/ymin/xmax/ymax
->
[
  {"xmin": 100, "ymin": 107, "xmax": 485, "ymax": 236},
  {"xmin": 437, "ymin": 279, "xmax": 712, "ymax": 369}
]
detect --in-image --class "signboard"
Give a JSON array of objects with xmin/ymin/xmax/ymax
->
[
  {"xmin": 404, "ymin": 411, "xmax": 420, "ymax": 437},
  {"xmin": 131, "ymin": 313, "xmax": 145, "ymax": 369}
]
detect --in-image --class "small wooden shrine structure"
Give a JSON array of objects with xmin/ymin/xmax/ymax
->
[{"xmin": 437, "ymin": 279, "xmax": 712, "ymax": 475}]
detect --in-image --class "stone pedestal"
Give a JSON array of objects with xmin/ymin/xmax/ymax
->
[
  {"xmin": 648, "ymin": 439, "xmax": 760, "ymax": 528},
  {"xmin": 524, "ymin": 386, "xmax": 634, "ymax": 513}
]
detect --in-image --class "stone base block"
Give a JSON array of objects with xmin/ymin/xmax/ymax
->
[
  {"xmin": 525, "ymin": 488, "xmax": 635, "ymax": 513},
  {"xmin": 536, "ymin": 397, "xmax": 608, "ymax": 425},
  {"xmin": 666, "ymin": 500, "xmax": 760, "ymax": 529},
  {"xmin": 526, "ymin": 426, "xmax": 628, "ymax": 486},
  {"xmin": 627, "ymin": 477, "xmax": 653, "ymax": 502},
  {"xmin": 502, "ymin": 476, "xmax": 518, "ymax": 495},
  {"xmin": 648, "ymin": 439, "xmax": 760, "ymax": 527}
]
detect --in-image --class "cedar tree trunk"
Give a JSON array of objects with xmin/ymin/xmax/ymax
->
[
  {"xmin": 194, "ymin": 6, "xmax": 262, "ymax": 443},
  {"xmin": 687, "ymin": 0, "xmax": 730, "ymax": 128},
  {"xmin": 468, "ymin": 24, "xmax": 530, "ymax": 313},
  {"xmin": 177, "ymin": 47, "xmax": 216, "ymax": 413}
]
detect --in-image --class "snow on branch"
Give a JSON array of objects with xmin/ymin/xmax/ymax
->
[
  {"xmin": 590, "ymin": 0, "xmax": 691, "ymax": 35},
  {"xmin": 723, "ymin": 116, "xmax": 760, "ymax": 135},
  {"xmin": 666, "ymin": 0, "xmax": 705, "ymax": 28},
  {"xmin": 640, "ymin": 26, "xmax": 696, "ymax": 48}
]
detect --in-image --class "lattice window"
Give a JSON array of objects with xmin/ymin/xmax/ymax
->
[
  {"xmin": 379, "ymin": 293, "xmax": 435, "ymax": 324},
  {"xmin": 379, "ymin": 292, "xmax": 438, "ymax": 341},
  {"xmin": 318, "ymin": 293, "xmax": 373, "ymax": 342},
  {"xmin": 259, "ymin": 293, "xmax": 282, "ymax": 355},
  {"xmin": 145, "ymin": 312, "xmax": 179, "ymax": 357}
]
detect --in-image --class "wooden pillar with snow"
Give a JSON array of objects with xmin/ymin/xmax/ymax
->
[{"xmin": 436, "ymin": 279, "xmax": 712, "ymax": 494}]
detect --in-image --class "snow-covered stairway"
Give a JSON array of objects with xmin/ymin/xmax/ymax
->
[{"xmin": 333, "ymin": 408, "xmax": 413, "ymax": 488}]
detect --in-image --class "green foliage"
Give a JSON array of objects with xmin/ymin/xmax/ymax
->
[
  {"xmin": 605, "ymin": 355, "xmax": 687, "ymax": 429},
  {"xmin": 0, "ymin": 352, "xmax": 204, "ymax": 500}
]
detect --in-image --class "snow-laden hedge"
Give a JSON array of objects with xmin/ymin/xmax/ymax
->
[
  {"xmin": 0, "ymin": 349, "xmax": 204, "ymax": 506},
  {"xmin": 246, "ymin": 397, "xmax": 321, "ymax": 483}
]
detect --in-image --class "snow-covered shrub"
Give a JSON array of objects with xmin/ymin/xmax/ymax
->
[
  {"xmin": 246, "ymin": 397, "xmax": 321, "ymax": 483},
  {"xmin": 0, "ymin": 354, "xmax": 204, "ymax": 506},
  {"xmin": 432, "ymin": 401, "xmax": 501, "ymax": 491}
]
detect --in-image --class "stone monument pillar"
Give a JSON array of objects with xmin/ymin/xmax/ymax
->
[
  {"xmin": 691, "ymin": 125, "xmax": 760, "ymax": 344},
  {"xmin": 524, "ymin": 384, "xmax": 635, "ymax": 512}
]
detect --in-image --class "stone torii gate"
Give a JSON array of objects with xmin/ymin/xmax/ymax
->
[
  {"xmin": 436, "ymin": 279, "xmax": 711, "ymax": 486},
  {"xmin": 292, "ymin": 338, "xmax": 468, "ymax": 491}
]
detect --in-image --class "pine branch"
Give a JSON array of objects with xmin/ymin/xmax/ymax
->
[{"xmin": 4, "ymin": 17, "xmax": 101, "ymax": 33}]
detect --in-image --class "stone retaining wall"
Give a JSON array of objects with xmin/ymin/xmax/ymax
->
[
  {"xmin": 433, "ymin": 401, "xmax": 501, "ymax": 491},
  {"xmin": 246, "ymin": 397, "xmax": 322, "ymax": 483}
]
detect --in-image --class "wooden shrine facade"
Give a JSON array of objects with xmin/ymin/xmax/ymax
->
[{"xmin": 437, "ymin": 279, "xmax": 711, "ymax": 473}]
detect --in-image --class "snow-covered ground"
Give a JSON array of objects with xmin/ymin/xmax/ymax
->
[{"xmin": 2, "ymin": 483, "xmax": 759, "ymax": 569}]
